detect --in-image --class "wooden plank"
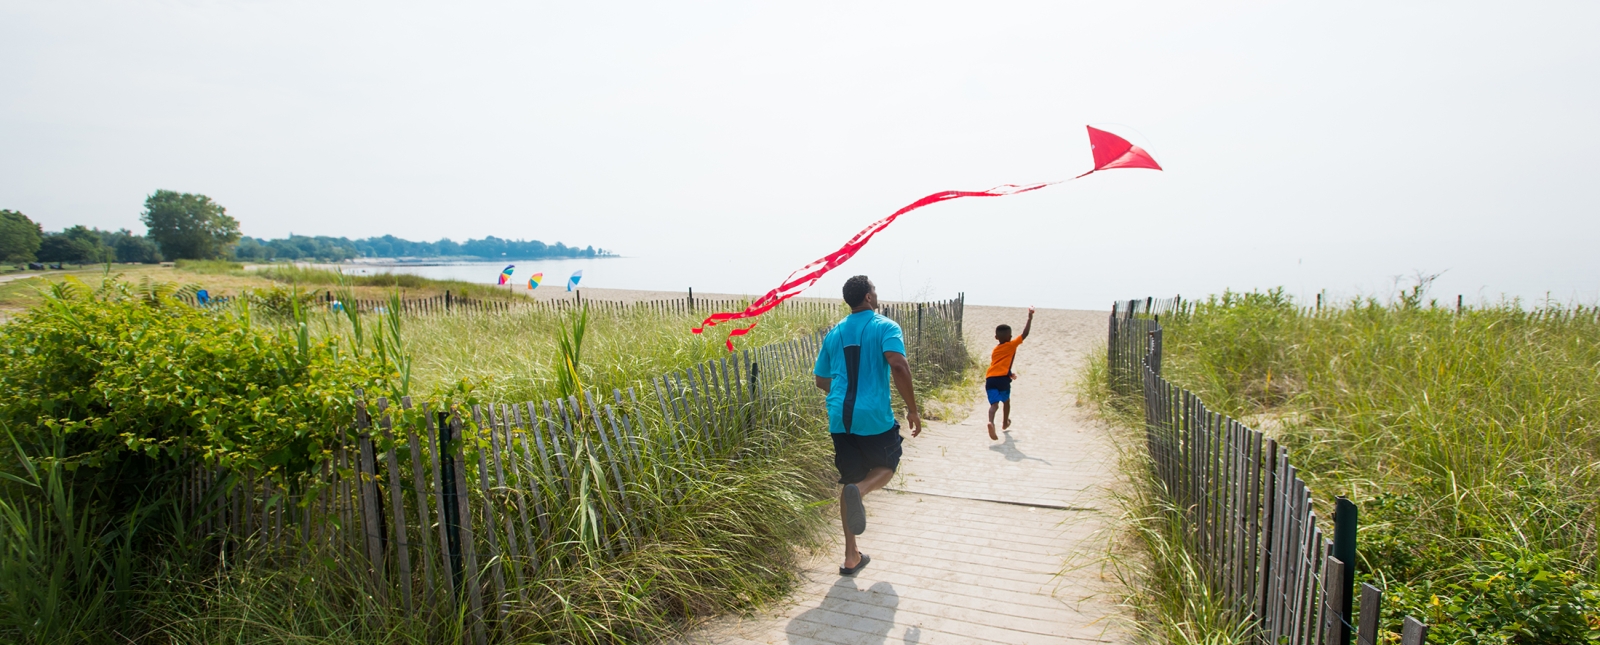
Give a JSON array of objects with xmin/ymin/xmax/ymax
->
[
  {"xmin": 585, "ymin": 391, "xmax": 632, "ymax": 522},
  {"xmin": 1322, "ymin": 556, "xmax": 1346, "ymax": 645},
  {"xmin": 450, "ymin": 411, "xmax": 488, "ymax": 645},
  {"xmin": 504, "ymin": 404, "xmax": 540, "ymax": 580},
  {"xmin": 1247, "ymin": 430, "xmax": 1265, "ymax": 623},
  {"xmin": 377, "ymin": 398, "xmax": 416, "ymax": 614},
  {"xmin": 1267, "ymin": 453, "xmax": 1291, "ymax": 643},
  {"xmin": 469, "ymin": 406, "xmax": 509, "ymax": 616},
  {"xmin": 692, "ymin": 364, "xmax": 712, "ymax": 451},
  {"xmin": 604, "ymin": 403, "xmax": 644, "ymax": 540},
  {"xmin": 400, "ymin": 397, "xmax": 438, "ymax": 608},
  {"xmin": 353, "ymin": 414, "xmax": 388, "ymax": 600},
  {"xmin": 490, "ymin": 404, "xmax": 528, "ymax": 603},
  {"xmin": 424, "ymin": 405, "xmax": 457, "ymax": 612},
  {"xmin": 516, "ymin": 403, "xmax": 552, "ymax": 559},
  {"xmin": 1400, "ymin": 617, "xmax": 1429, "ymax": 645},
  {"xmin": 1233, "ymin": 420, "xmax": 1249, "ymax": 607},
  {"xmin": 555, "ymin": 399, "xmax": 580, "ymax": 486},
  {"xmin": 1357, "ymin": 583, "xmax": 1382, "ymax": 645},
  {"xmin": 565, "ymin": 396, "xmax": 617, "ymax": 557}
]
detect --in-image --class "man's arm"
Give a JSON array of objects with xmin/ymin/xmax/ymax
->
[
  {"xmin": 1019, "ymin": 306, "xmax": 1036, "ymax": 340},
  {"xmin": 815, "ymin": 376, "xmax": 831, "ymax": 393},
  {"xmin": 885, "ymin": 351, "xmax": 921, "ymax": 437}
]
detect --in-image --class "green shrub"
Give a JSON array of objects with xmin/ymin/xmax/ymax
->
[
  {"xmin": 0, "ymin": 277, "xmax": 398, "ymax": 642},
  {"xmin": 0, "ymin": 277, "xmax": 391, "ymax": 477}
]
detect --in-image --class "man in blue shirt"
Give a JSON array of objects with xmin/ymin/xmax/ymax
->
[{"xmin": 813, "ymin": 275, "xmax": 921, "ymax": 576}]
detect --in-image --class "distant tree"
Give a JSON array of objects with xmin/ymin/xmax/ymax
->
[
  {"xmin": 141, "ymin": 190, "xmax": 240, "ymax": 260},
  {"xmin": 37, "ymin": 226, "xmax": 114, "ymax": 264},
  {"xmin": 101, "ymin": 229, "xmax": 163, "ymax": 263},
  {"xmin": 0, "ymin": 210, "xmax": 43, "ymax": 263}
]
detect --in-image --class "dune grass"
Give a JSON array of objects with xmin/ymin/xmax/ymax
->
[{"xmin": 1152, "ymin": 288, "xmax": 1600, "ymax": 642}]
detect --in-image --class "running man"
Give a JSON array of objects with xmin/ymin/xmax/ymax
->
[
  {"xmin": 813, "ymin": 275, "xmax": 922, "ymax": 576},
  {"xmin": 985, "ymin": 307, "xmax": 1035, "ymax": 440}
]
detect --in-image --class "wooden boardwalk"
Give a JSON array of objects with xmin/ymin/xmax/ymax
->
[{"xmin": 684, "ymin": 307, "xmax": 1126, "ymax": 644}]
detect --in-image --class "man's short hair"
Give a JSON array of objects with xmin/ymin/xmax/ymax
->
[
  {"xmin": 842, "ymin": 275, "xmax": 873, "ymax": 307},
  {"xmin": 996, "ymin": 324, "xmax": 1012, "ymax": 335}
]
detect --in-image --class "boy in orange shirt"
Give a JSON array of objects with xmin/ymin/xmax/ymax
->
[{"xmin": 985, "ymin": 307, "xmax": 1035, "ymax": 440}]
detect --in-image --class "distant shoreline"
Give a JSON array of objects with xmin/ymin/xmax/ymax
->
[{"xmin": 340, "ymin": 256, "xmax": 623, "ymax": 267}]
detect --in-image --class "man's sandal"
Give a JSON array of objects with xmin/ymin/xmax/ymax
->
[
  {"xmin": 840, "ymin": 553, "xmax": 871, "ymax": 576},
  {"xmin": 842, "ymin": 484, "xmax": 866, "ymax": 535}
]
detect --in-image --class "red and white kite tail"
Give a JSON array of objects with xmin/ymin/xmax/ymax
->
[{"xmin": 692, "ymin": 180, "xmax": 1063, "ymax": 351}]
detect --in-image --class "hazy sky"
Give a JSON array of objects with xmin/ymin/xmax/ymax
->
[{"xmin": 3, "ymin": 2, "xmax": 1597, "ymax": 308}]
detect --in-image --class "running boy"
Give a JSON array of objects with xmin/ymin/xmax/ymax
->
[{"xmin": 985, "ymin": 307, "xmax": 1035, "ymax": 440}]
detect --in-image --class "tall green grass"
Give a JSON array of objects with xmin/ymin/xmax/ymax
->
[
  {"xmin": 1158, "ymin": 288, "xmax": 1600, "ymax": 642},
  {"xmin": 360, "ymin": 302, "xmax": 842, "ymax": 403}
]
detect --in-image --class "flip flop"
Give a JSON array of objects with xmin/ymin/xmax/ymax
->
[
  {"xmin": 842, "ymin": 484, "xmax": 866, "ymax": 535},
  {"xmin": 840, "ymin": 553, "xmax": 871, "ymax": 576}
]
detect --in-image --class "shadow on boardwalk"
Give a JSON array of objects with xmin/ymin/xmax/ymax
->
[{"xmin": 785, "ymin": 579, "xmax": 902, "ymax": 644}]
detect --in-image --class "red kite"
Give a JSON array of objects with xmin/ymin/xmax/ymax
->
[
  {"xmin": 1077, "ymin": 126, "xmax": 1163, "ymax": 178},
  {"xmin": 693, "ymin": 126, "xmax": 1162, "ymax": 350}
]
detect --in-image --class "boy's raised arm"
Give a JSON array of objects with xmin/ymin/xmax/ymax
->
[{"xmin": 1019, "ymin": 306, "xmax": 1036, "ymax": 340}]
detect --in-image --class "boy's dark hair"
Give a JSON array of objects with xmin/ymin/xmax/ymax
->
[
  {"xmin": 996, "ymin": 324, "xmax": 1012, "ymax": 335},
  {"xmin": 842, "ymin": 275, "xmax": 873, "ymax": 307}
]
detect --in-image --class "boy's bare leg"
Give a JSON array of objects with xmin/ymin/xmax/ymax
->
[
  {"xmin": 1003, "ymin": 400, "xmax": 1012, "ymax": 429},
  {"xmin": 986, "ymin": 403, "xmax": 999, "ymax": 440},
  {"xmin": 842, "ymin": 466, "xmax": 894, "ymax": 569}
]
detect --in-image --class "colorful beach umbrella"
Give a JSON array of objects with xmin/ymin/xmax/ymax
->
[
  {"xmin": 528, "ymin": 272, "xmax": 544, "ymax": 289},
  {"xmin": 566, "ymin": 270, "xmax": 582, "ymax": 292},
  {"xmin": 497, "ymin": 264, "xmax": 515, "ymax": 285}
]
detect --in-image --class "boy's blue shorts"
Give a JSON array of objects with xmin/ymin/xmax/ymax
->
[{"xmin": 985, "ymin": 375, "xmax": 1012, "ymax": 404}]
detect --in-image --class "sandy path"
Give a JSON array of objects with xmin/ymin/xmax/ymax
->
[{"xmin": 680, "ymin": 305, "xmax": 1127, "ymax": 644}]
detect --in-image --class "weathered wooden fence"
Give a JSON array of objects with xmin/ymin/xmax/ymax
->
[
  {"xmin": 1109, "ymin": 299, "xmax": 1431, "ymax": 645},
  {"xmin": 179, "ymin": 296, "xmax": 966, "ymax": 643}
]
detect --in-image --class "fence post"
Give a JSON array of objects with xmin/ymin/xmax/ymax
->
[
  {"xmin": 1333, "ymin": 497, "xmax": 1358, "ymax": 645},
  {"xmin": 444, "ymin": 290, "xmax": 452, "ymax": 311},
  {"xmin": 1400, "ymin": 617, "xmax": 1429, "ymax": 645}
]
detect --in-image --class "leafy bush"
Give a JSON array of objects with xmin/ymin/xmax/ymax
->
[
  {"xmin": 0, "ymin": 277, "xmax": 400, "ymax": 642},
  {"xmin": 0, "ymin": 277, "xmax": 390, "ymax": 477}
]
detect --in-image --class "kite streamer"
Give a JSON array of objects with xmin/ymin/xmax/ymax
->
[{"xmin": 692, "ymin": 126, "xmax": 1162, "ymax": 351}]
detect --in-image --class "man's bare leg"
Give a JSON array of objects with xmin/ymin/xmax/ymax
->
[
  {"xmin": 842, "ymin": 466, "xmax": 895, "ymax": 569},
  {"xmin": 986, "ymin": 403, "xmax": 999, "ymax": 440},
  {"xmin": 1002, "ymin": 400, "xmax": 1012, "ymax": 430}
]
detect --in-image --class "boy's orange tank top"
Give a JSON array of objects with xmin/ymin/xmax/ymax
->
[{"xmin": 985, "ymin": 338, "xmax": 1024, "ymax": 378}]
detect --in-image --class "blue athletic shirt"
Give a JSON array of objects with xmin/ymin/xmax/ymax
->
[{"xmin": 813, "ymin": 310, "xmax": 906, "ymax": 435}]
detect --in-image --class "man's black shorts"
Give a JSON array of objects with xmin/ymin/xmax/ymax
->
[
  {"xmin": 832, "ymin": 426, "xmax": 903, "ymax": 485},
  {"xmin": 985, "ymin": 375, "xmax": 1012, "ymax": 392}
]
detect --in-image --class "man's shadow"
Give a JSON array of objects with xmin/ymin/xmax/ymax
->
[
  {"xmin": 989, "ymin": 431, "xmax": 1051, "ymax": 465},
  {"xmin": 785, "ymin": 579, "xmax": 901, "ymax": 644}
]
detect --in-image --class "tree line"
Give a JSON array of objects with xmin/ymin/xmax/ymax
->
[{"xmin": 1, "ymin": 191, "xmax": 611, "ymax": 266}]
